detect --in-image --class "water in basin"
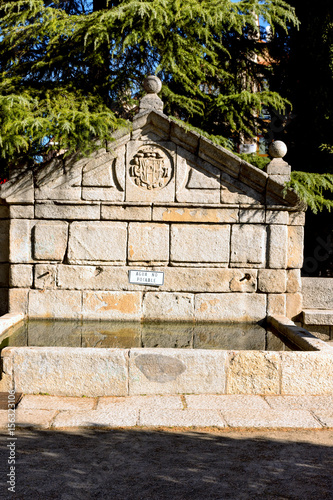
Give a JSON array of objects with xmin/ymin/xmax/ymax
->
[{"xmin": 0, "ymin": 320, "xmax": 300, "ymax": 351}]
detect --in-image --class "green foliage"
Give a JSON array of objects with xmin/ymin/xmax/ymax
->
[
  {"xmin": 0, "ymin": 0, "xmax": 298, "ymax": 168},
  {"xmin": 287, "ymin": 172, "xmax": 333, "ymax": 214},
  {"xmin": 237, "ymin": 153, "xmax": 270, "ymax": 170}
]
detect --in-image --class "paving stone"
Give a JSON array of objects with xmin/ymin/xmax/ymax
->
[
  {"xmin": 268, "ymin": 225, "xmax": 288, "ymax": 269},
  {"xmin": 11, "ymin": 409, "xmax": 57, "ymax": 429},
  {"xmin": 128, "ymin": 222, "xmax": 169, "ymax": 263},
  {"xmin": 185, "ymin": 395, "xmax": 270, "ymax": 410},
  {"xmin": 230, "ymin": 224, "xmax": 266, "ymax": 266},
  {"xmin": 139, "ymin": 409, "xmax": 227, "ymax": 428},
  {"xmin": 264, "ymin": 395, "xmax": 333, "ymax": 411},
  {"xmin": 311, "ymin": 410, "xmax": 333, "ymax": 428},
  {"xmin": 18, "ymin": 395, "xmax": 96, "ymax": 411},
  {"xmin": 68, "ymin": 221, "xmax": 127, "ymax": 264},
  {"xmin": 129, "ymin": 348, "xmax": 227, "ymax": 395},
  {"xmin": 171, "ymin": 224, "xmax": 230, "ymax": 264},
  {"xmin": 33, "ymin": 221, "xmax": 68, "ymax": 261},
  {"xmin": 195, "ymin": 293, "xmax": 266, "ymax": 322},
  {"xmin": 227, "ymin": 351, "xmax": 280, "ymax": 395},
  {"xmin": 52, "ymin": 408, "xmax": 138, "ymax": 428},
  {"xmin": 97, "ymin": 395, "xmax": 183, "ymax": 410},
  {"xmin": 221, "ymin": 409, "xmax": 322, "ymax": 428}
]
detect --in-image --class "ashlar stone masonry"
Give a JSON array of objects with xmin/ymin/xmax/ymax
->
[{"xmin": 0, "ymin": 78, "xmax": 305, "ymax": 321}]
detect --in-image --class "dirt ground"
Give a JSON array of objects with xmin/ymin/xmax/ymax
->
[{"xmin": 1, "ymin": 428, "xmax": 332, "ymax": 500}]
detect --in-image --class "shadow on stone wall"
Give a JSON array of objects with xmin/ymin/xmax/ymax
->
[
  {"xmin": 0, "ymin": 428, "xmax": 332, "ymax": 499},
  {"xmin": 0, "ymin": 204, "xmax": 9, "ymax": 315}
]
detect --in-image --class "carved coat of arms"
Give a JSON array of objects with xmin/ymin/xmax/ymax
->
[{"xmin": 129, "ymin": 146, "xmax": 172, "ymax": 190}]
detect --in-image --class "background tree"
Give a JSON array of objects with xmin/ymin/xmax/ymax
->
[{"xmin": 0, "ymin": 0, "xmax": 297, "ymax": 172}]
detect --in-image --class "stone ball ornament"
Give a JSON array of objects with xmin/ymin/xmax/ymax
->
[
  {"xmin": 269, "ymin": 140, "xmax": 287, "ymax": 159},
  {"xmin": 143, "ymin": 75, "xmax": 162, "ymax": 94}
]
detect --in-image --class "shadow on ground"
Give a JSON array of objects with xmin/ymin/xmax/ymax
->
[{"xmin": 1, "ymin": 428, "xmax": 332, "ymax": 499}]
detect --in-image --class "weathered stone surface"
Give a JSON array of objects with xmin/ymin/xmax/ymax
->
[
  {"xmin": 33, "ymin": 221, "xmax": 68, "ymax": 261},
  {"xmin": 301, "ymin": 309, "xmax": 333, "ymax": 326},
  {"xmin": 10, "ymin": 347, "xmax": 128, "ymax": 397},
  {"xmin": 239, "ymin": 209, "xmax": 265, "ymax": 224},
  {"xmin": 228, "ymin": 269, "xmax": 257, "ymax": 292},
  {"xmin": 268, "ymin": 225, "xmax": 288, "ymax": 269},
  {"xmin": 221, "ymin": 409, "xmax": 321, "ymax": 428},
  {"xmin": 153, "ymin": 206, "xmax": 238, "ymax": 223},
  {"xmin": 286, "ymin": 292, "xmax": 302, "ymax": 319},
  {"xmin": 265, "ymin": 210, "xmax": 289, "ymax": 225},
  {"xmin": 281, "ymin": 352, "xmax": 333, "ymax": 395},
  {"xmin": 301, "ymin": 325, "xmax": 330, "ymax": 341},
  {"xmin": 286, "ymin": 269, "xmax": 302, "ymax": 293},
  {"xmin": 9, "ymin": 288, "xmax": 29, "ymax": 314},
  {"xmin": 52, "ymin": 408, "xmax": 138, "ymax": 428},
  {"xmin": 230, "ymin": 225, "xmax": 266, "ymax": 266},
  {"xmin": 82, "ymin": 151, "xmax": 115, "ymax": 187},
  {"xmin": 28, "ymin": 290, "xmax": 82, "ymax": 318},
  {"xmin": 35, "ymin": 158, "xmax": 81, "ymax": 201},
  {"xmin": 9, "ymin": 219, "xmax": 36, "ymax": 263},
  {"xmin": 19, "ymin": 394, "xmax": 96, "ymax": 410},
  {"xmin": 102, "ymin": 205, "xmax": 152, "ymax": 221},
  {"xmin": 258, "ymin": 269, "xmax": 286, "ymax": 293},
  {"xmin": 1, "ymin": 170, "xmax": 34, "ymax": 203},
  {"xmin": 139, "ymin": 408, "xmax": 227, "ymax": 428},
  {"xmin": 82, "ymin": 187, "xmax": 124, "ymax": 202},
  {"xmin": 239, "ymin": 162, "xmax": 268, "ymax": 192},
  {"xmin": 302, "ymin": 277, "xmax": 333, "ymax": 309},
  {"xmin": 267, "ymin": 294, "xmax": 286, "ymax": 316},
  {"xmin": 264, "ymin": 394, "xmax": 333, "ymax": 411},
  {"xmin": 170, "ymin": 122, "xmax": 199, "ymax": 153},
  {"xmin": 82, "ymin": 291, "xmax": 142, "ymax": 320},
  {"xmin": 10, "ymin": 409, "xmax": 57, "ymax": 429},
  {"xmin": 9, "ymin": 264, "xmax": 32, "ymax": 288},
  {"xmin": 287, "ymin": 226, "xmax": 304, "ymax": 268},
  {"xmin": 129, "ymin": 348, "xmax": 227, "ymax": 395},
  {"xmin": 34, "ymin": 264, "xmax": 57, "ymax": 289},
  {"xmin": 198, "ymin": 137, "xmax": 241, "ymax": 176},
  {"xmin": 68, "ymin": 221, "xmax": 127, "ymax": 264},
  {"xmin": 9, "ymin": 205, "xmax": 34, "ymax": 219},
  {"xmin": 195, "ymin": 293, "xmax": 266, "ymax": 322},
  {"xmin": 126, "ymin": 141, "xmax": 176, "ymax": 202},
  {"xmin": 143, "ymin": 292, "xmax": 194, "ymax": 321},
  {"xmin": 227, "ymin": 352, "xmax": 280, "ymax": 395},
  {"xmin": 35, "ymin": 202, "xmax": 100, "ymax": 220},
  {"xmin": 97, "ymin": 394, "xmax": 183, "ymax": 410},
  {"xmin": 185, "ymin": 394, "xmax": 270, "ymax": 410},
  {"xmin": 220, "ymin": 172, "xmax": 264, "ymax": 205},
  {"xmin": 171, "ymin": 224, "xmax": 230, "ymax": 264},
  {"xmin": 289, "ymin": 211, "xmax": 306, "ymax": 226},
  {"xmin": 128, "ymin": 223, "xmax": 169, "ymax": 263},
  {"xmin": 0, "ymin": 220, "xmax": 9, "ymax": 262}
]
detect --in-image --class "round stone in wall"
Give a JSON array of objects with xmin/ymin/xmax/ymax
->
[
  {"xmin": 143, "ymin": 75, "xmax": 162, "ymax": 94},
  {"xmin": 129, "ymin": 145, "xmax": 173, "ymax": 190},
  {"xmin": 268, "ymin": 140, "xmax": 287, "ymax": 158}
]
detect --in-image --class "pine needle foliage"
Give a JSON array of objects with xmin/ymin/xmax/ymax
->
[
  {"xmin": 287, "ymin": 172, "xmax": 333, "ymax": 213},
  {"xmin": 0, "ymin": 0, "xmax": 298, "ymax": 168}
]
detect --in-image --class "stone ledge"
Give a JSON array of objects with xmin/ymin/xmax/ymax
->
[{"xmin": 301, "ymin": 309, "xmax": 333, "ymax": 326}]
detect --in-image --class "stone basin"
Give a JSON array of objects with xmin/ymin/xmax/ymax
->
[{"xmin": 0, "ymin": 313, "xmax": 332, "ymax": 397}]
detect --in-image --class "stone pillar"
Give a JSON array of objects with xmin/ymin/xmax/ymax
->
[{"xmin": 265, "ymin": 141, "xmax": 291, "ymax": 184}]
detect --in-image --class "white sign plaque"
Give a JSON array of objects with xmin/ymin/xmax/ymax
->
[{"xmin": 128, "ymin": 270, "xmax": 164, "ymax": 286}]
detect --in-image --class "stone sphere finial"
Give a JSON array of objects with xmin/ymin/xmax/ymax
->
[
  {"xmin": 143, "ymin": 75, "xmax": 162, "ymax": 94},
  {"xmin": 269, "ymin": 140, "xmax": 287, "ymax": 159}
]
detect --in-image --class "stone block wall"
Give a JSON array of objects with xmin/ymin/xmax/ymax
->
[{"xmin": 0, "ymin": 111, "xmax": 306, "ymax": 322}]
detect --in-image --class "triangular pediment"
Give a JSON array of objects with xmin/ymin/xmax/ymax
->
[{"xmin": 0, "ymin": 108, "xmax": 301, "ymax": 208}]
